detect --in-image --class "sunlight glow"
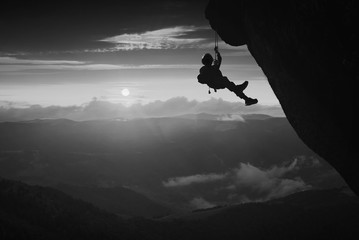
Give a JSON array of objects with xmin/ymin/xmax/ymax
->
[{"xmin": 121, "ymin": 88, "xmax": 130, "ymax": 97}]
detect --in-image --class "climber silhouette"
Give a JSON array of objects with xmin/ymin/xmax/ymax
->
[{"xmin": 197, "ymin": 47, "xmax": 258, "ymax": 106}]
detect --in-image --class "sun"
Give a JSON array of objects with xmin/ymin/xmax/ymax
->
[{"xmin": 121, "ymin": 88, "xmax": 130, "ymax": 97}]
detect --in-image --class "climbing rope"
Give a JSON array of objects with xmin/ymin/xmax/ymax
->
[
  {"xmin": 214, "ymin": 31, "xmax": 219, "ymax": 61},
  {"xmin": 209, "ymin": 31, "xmax": 219, "ymax": 94}
]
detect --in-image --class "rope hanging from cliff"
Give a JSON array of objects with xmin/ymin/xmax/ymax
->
[
  {"xmin": 208, "ymin": 31, "xmax": 220, "ymax": 94},
  {"xmin": 214, "ymin": 31, "xmax": 219, "ymax": 61}
]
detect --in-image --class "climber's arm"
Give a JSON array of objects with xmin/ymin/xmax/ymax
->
[{"xmin": 214, "ymin": 47, "xmax": 222, "ymax": 69}]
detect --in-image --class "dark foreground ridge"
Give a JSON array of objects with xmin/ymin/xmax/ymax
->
[
  {"xmin": 205, "ymin": 0, "xmax": 357, "ymax": 194},
  {"xmin": 1, "ymin": 177, "xmax": 359, "ymax": 240},
  {"xmin": 0, "ymin": 177, "xmax": 145, "ymax": 240}
]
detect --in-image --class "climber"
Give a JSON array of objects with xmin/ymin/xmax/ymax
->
[{"xmin": 197, "ymin": 47, "xmax": 258, "ymax": 106}]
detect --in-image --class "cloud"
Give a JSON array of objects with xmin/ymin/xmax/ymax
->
[
  {"xmin": 0, "ymin": 56, "xmax": 201, "ymax": 72},
  {"xmin": 190, "ymin": 197, "xmax": 216, "ymax": 210},
  {"xmin": 96, "ymin": 26, "xmax": 252, "ymax": 54},
  {"xmin": 0, "ymin": 63, "xmax": 200, "ymax": 72},
  {"xmin": 293, "ymin": 155, "xmax": 322, "ymax": 168},
  {"xmin": 0, "ymin": 104, "xmax": 80, "ymax": 122},
  {"xmin": 230, "ymin": 159, "xmax": 310, "ymax": 200},
  {"xmin": 216, "ymin": 114, "xmax": 245, "ymax": 121},
  {"xmin": 0, "ymin": 56, "xmax": 122, "ymax": 72},
  {"xmin": 0, "ymin": 97, "xmax": 284, "ymax": 122},
  {"xmin": 96, "ymin": 25, "xmax": 252, "ymax": 54},
  {"xmin": 0, "ymin": 64, "xmax": 122, "ymax": 72},
  {"xmin": 163, "ymin": 173, "xmax": 227, "ymax": 187},
  {"xmin": 99, "ymin": 26, "xmax": 210, "ymax": 51},
  {"xmin": 0, "ymin": 57, "xmax": 84, "ymax": 65},
  {"xmin": 163, "ymin": 159, "xmax": 311, "ymax": 203}
]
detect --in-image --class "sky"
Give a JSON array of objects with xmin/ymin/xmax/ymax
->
[{"xmin": 0, "ymin": 0, "xmax": 280, "ymax": 117}]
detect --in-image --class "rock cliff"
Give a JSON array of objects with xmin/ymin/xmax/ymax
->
[{"xmin": 205, "ymin": 0, "xmax": 357, "ymax": 194}]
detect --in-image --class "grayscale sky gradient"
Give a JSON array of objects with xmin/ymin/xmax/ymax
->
[{"xmin": 0, "ymin": 0, "xmax": 279, "ymax": 110}]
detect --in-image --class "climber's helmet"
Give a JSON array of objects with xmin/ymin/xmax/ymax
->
[{"xmin": 202, "ymin": 53, "xmax": 213, "ymax": 66}]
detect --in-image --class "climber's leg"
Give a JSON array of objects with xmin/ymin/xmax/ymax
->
[
  {"xmin": 245, "ymin": 97, "xmax": 258, "ymax": 106},
  {"xmin": 222, "ymin": 77, "xmax": 236, "ymax": 91},
  {"xmin": 221, "ymin": 77, "xmax": 258, "ymax": 106},
  {"xmin": 236, "ymin": 81, "xmax": 248, "ymax": 92},
  {"xmin": 222, "ymin": 77, "xmax": 248, "ymax": 92},
  {"xmin": 233, "ymin": 86, "xmax": 258, "ymax": 106}
]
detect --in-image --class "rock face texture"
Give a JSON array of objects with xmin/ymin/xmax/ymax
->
[{"xmin": 205, "ymin": 0, "xmax": 357, "ymax": 194}]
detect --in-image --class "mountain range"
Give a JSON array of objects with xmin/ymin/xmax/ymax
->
[{"xmin": 0, "ymin": 115, "xmax": 348, "ymax": 215}]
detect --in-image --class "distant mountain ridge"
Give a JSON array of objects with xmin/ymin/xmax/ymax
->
[
  {"xmin": 2, "ymin": 113, "xmax": 275, "ymax": 124},
  {"xmin": 55, "ymin": 184, "xmax": 172, "ymax": 218},
  {"xmin": 173, "ymin": 113, "xmax": 273, "ymax": 121}
]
